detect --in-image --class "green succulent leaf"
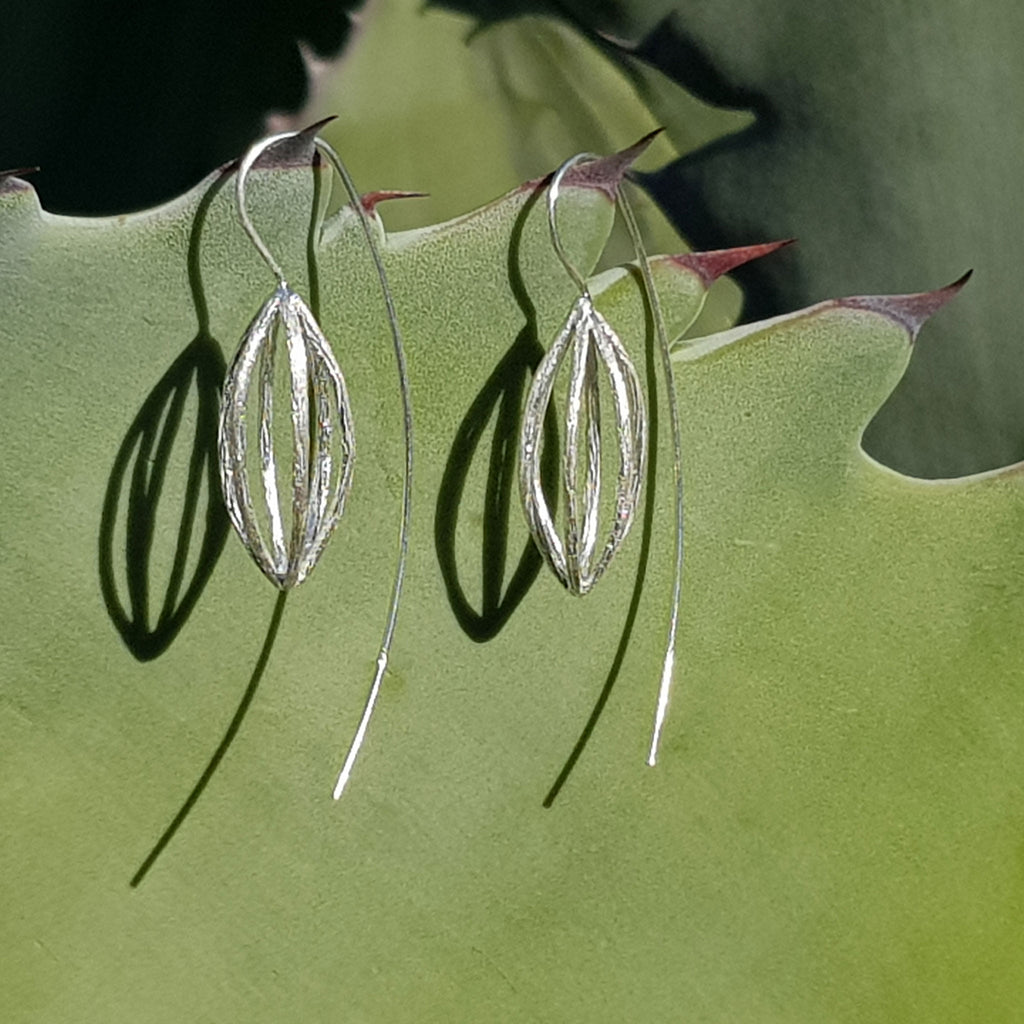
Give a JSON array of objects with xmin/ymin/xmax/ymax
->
[{"xmin": 0, "ymin": 147, "xmax": 1004, "ymax": 1024}]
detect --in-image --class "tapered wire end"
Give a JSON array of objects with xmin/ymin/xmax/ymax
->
[
  {"xmin": 332, "ymin": 769, "xmax": 351, "ymax": 801},
  {"xmin": 647, "ymin": 637, "xmax": 676, "ymax": 769},
  {"xmin": 331, "ymin": 652, "xmax": 390, "ymax": 802},
  {"xmin": 332, "ymin": 738, "xmax": 361, "ymax": 802},
  {"xmin": 647, "ymin": 719, "xmax": 664, "ymax": 768}
]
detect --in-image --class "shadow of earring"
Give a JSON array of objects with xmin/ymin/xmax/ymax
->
[
  {"xmin": 435, "ymin": 328, "xmax": 560, "ymax": 642},
  {"xmin": 98, "ymin": 333, "xmax": 230, "ymax": 661}
]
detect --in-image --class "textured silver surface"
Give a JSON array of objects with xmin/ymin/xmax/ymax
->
[
  {"xmin": 519, "ymin": 293, "xmax": 647, "ymax": 595},
  {"xmin": 218, "ymin": 284, "xmax": 355, "ymax": 590}
]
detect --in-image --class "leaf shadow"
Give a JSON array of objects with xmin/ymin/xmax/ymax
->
[{"xmin": 435, "ymin": 186, "xmax": 559, "ymax": 641}]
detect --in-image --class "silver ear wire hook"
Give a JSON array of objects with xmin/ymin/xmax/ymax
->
[
  {"xmin": 546, "ymin": 153, "xmax": 597, "ymax": 300},
  {"xmin": 235, "ymin": 133, "xmax": 293, "ymax": 286}
]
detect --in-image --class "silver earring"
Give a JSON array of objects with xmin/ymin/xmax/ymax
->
[
  {"xmin": 518, "ymin": 152, "xmax": 685, "ymax": 767},
  {"xmin": 220, "ymin": 129, "xmax": 413, "ymax": 798},
  {"xmin": 220, "ymin": 136, "xmax": 354, "ymax": 590}
]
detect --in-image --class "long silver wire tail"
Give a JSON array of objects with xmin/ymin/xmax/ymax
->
[
  {"xmin": 614, "ymin": 181, "xmax": 685, "ymax": 767},
  {"xmin": 313, "ymin": 139, "xmax": 414, "ymax": 800}
]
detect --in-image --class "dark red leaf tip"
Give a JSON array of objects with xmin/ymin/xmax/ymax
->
[
  {"xmin": 671, "ymin": 239, "xmax": 795, "ymax": 287},
  {"xmin": 837, "ymin": 270, "xmax": 972, "ymax": 341},
  {"xmin": 560, "ymin": 129, "xmax": 664, "ymax": 200},
  {"xmin": 0, "ymin": 167, "xmax": 39, "ymax": 180},
  {"xmin": 304, "ymin": 115, "xmax": 338, "ymax": 136},
  {"xmin": 520, "ymin": 129, "xmax": 665, "ymax": 201},
  {"xmin": 226, "ymin": 117, "xmax": 339, "ymax": 174},
  {"xmin": 361, "ymin": 190, "xmax": 429, "ymax": 214}
]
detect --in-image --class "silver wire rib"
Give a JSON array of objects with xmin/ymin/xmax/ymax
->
[
  {"xmin": 519, "ymin": 294, "xmax": 647, "ymax": 594},
  {"xmin": 219, "ymin": 285, "xmax": 354, "ymax": 589}
]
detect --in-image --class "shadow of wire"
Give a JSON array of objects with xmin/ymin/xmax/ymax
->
[{"xmin": 130, "ymin": 591, "xmax": 288, "ymax": 887}]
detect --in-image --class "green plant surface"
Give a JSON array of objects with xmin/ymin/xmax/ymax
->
[
  {"xmin": 1, "ymin": 150, "xmax": 1017, "ymax": 1024},
  {"xmin": 292, "ymin": 0, "xmax": 734, "ymax": 230}
]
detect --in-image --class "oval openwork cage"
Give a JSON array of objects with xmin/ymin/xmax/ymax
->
[
  {"xmin": 519, "ymin": 293, "xmax": 647, "ymax": 595},
  {"xmin": 218, "ymin": 284, "xmax": 355, "ymax": 589}
]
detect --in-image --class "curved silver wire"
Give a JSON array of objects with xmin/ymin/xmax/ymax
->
[
  {"xmin": 546, "ymin": 153, "xmax": 599, "ymax": 299},
  {"xmin": 613, "ymin": 183, "xmax": 685, "ymax": 768},
  {"xmin": 232, "ymin": 129, "xmax": 414, "ymax": 799},
  {"xmin": 313, "ymin": 138, "xmax": 415, "ymax": 801},
  {"xmin": 536, "ymin": 151, "xmax": 685, "ymax": 768},
  {"xmin": 235, "ymin": 134, "xmax": 293, "ymax": 285}
]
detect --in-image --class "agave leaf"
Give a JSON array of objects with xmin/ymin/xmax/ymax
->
[{"xmin": 0, "ymin": 155, "xmax": 1011, "ymax": 1024}]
